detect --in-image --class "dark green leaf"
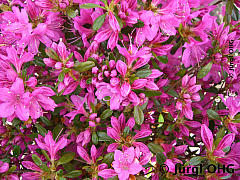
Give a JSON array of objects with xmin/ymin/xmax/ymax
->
[
  {"xmin": 148, "ymin": 143, "xmax": 163, "ymax": 154},
  {"xmin": 170, "ymin": 39, "xmax": 183, "ymax": 55},
  {"xmin": 156, "ymin": 152, "xmax": 166, "ymax": 165},
  {"xmin": 7, "ymin": 165, "xmax": 16, "ymax": 173},
  {"xmin": 133, "ymin": 20, "xmax": 145, "ymax": 28},
  {"xmin": 188, "ymin": 156, "xmax": 205, "ymax": 166},
  {"xmin": 207, "ymin": 109, "xmax": 220, "ymax": 119},
  {"xmin": 58, "ymin": 71, "xmax": 65, "ymax": 82},
  {"xmin": 132, "ymin": 89, "xmax": 162, "ymax": 97},
  {"xmin": 35, "ymin": 124, "xmax": 47, "ymax": 137},
  {"xmin": 97, "ymin": 132, "xmax": 113, "ymax": 141},
  {"xmin": 156, "ymin": 56, "xmax": 168, "ymax": 64},
  {"xmin": 102, "ymin": 153, "xmax": 114, "ymax": 165},
  {"xmin": 74, "ymin": 61, "xmax": 95, "ymax": 72},
  {"xmin": 100, "ymin": 109, "xmax": 113, "ymax": 119},
  {"xmin": 13, "ymin": 145, "xmax": 21, "ymax": 157},
  {"xmin": 166, "ymin": 89, "xmax": 179, "ymax": 97},
  {"xmin": 53, "ymin": 124, "xmax": 64, "ymax": 140},
  {"xmin": 93, "ymin": 13, "xmax": 106, "ymax": 31},
  {"xmin": 41, "ymin": 149, "xmax": 51, "ymax": 162},
  {"xmin": 40, "ymin": 116, "xmax": 53, "ymax": 126},
  {"xmin": 32, "ymin": 154, "xmax": 42, "ymax": 166},
  {"xmin": 58, "ymin": 152, "xmax": 75, "ymax": 165},
  {"xmin": 33, "ymin": 57, "xmax": 45, "ymax": 67},
  {"xmin": 64, "ymin": 170, "xmax": 82, "ymax": 178},
  {"xmin": 92, "ymin": 131, "xmax": 98, "ymax": 145},
  {"xmin": 45, "ymin": 47, "xmax": 60, "ymax": 61},
  {"xmin": 80, "ymin": 3, "xmax": 106, "ymax": 10},
  {"xmin": 134, "ymin": 106, "xmax": 144, "ymax": 125},
  {"xmin": 123, "ymin": 126, "xmax": 130, "ymax": 137},
  {"xmin": 40, "ymin": 164, "xmax": 50, "ymax": 173},
  {"xmin": 197, "ymin": 62, "xmax": 213, "ymax": 79},
  {"xmin": 136, "ymin": 69, "xmax": 152, "ymax": 78}
]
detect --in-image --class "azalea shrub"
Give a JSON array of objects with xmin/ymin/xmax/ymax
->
[{"xmin": 0, "ymin": 0, "xmax": 240, "ymax": 180}]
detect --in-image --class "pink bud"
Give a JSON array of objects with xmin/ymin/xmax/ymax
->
[
  {"xmin": 116, "ymin": 60, "xmax": 127, "ymax": 77},
  {"xmin": 201, "ymin": 124, "xmax": 213, "ymax": 151},
  {"xmin": 26, "ymin": 77, "xmax": 37, "ymax": 88}
]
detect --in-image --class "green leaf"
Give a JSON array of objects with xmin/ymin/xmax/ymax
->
[
  {"xmin": 57, "ymin": 152, "xmax": 75, "ymax": 166},
  {"xmin": 45, "ymin": 47, "xmax": 60, "ymax": 61},
  {"xmin": 123, "ymin": 126, "xmax": 130, "ymax": 137},
  {"xmin": 166, "ymin": 89, "xmax": 179, "ymax": 97},
  {"xmin": 41, "ymin": 149, "xmax": 51, "ymax": 162},
  {"xmin": 170, "ymin": 39, "xmax": 183, "ymax": 55},
  {"xmin": 40, "ymin": 164, "xmax": 50, "ymax": 173},
  {"xmin": 158, "ymin": 113, "xmax": 164, "ymax": 127},
  {"xmin": 102, "ymin": 153, "xmax": 114, "ymax": 165},
  {"xmin": 115, "ymin": 14, "xmax": 123, "ymax": 29},
  {"xmin": 134, "ymin": 106, "xmax": 144, "ymax": 125},
  {"xmin": 156, "ymin": 152, "xmax": 166, "ymax": 165},
  {"xmin": 93, "ymin": 13, "xmax": 106, "ymax": 31},
  {"xmin": 97, "ymin": 132, "xmax": 113, "ymax": 141},
  {"xmin": 92, "ymin": 131, "xmax": 98, "ymax": 145},
  {"xmin": 32, "ymin": 154, "xmax": 42, "ymax": 166},
  {"xmin": 53, "ymin": 124, "xmax": 64, "ymax": 140},
  {"xmin": 74, "ymin": 61, "xmax": 95, "ymax": 72},
  {"xmin": 33, "ymin": 57, "xmax": 45, "ymax": 67},
  {"xmin": 40, "ymin": 116, "xmax": 53, "ymax": 126},
  {"xmin": 136, "ymin": 69, "xmax": 152, "ymax": 78},
  {"xmin": 197, "ymin": 61, "xmax": 213, "ymax": 79},
  {"xmin": 132, "ymin": 89, "xmax": 162, "ymax": 97},
  {"xmin": 62, "ymin": 163, "xmax": 75, "ymax": 172},
  {"xmin": 188, "ymin": 156, "xmax": 205, "ymax": 166},
  {"xmin": 133, "ymin": 20, "xmax": 145, "ymax": 28},
  {"xmin": 156, "ymin": 56, "xmax": 168, "ymax": 64},
  {"xmin": 67, "ymin": 8, "xmax": 77, "ymax": 18},
  {"xmin": 7, "ymin": 165, "xmax": 16, "ymax": 173},
  {"xmin": 35, "ymin": 124, "xmax": 47, "ymax": 137},
  {"xmin": 13, "ymin": 145, "xmax": 21, "ymax": 157},
  {"xmin": 207, "ymin": 109, "xmax": 220, "ymax": 119},
  {"xmin": 64, "ymin": 170, "xmax": 82, "ymax": 178},
  {"xmin": 148, "ymin": 143, "xmax": 163, "ymax": 154},
  {"xmin": 80, "ymin": 3, "xmax": 106, "ymax": 10},
  {"xmin": 58, "ymin": 71, "xmax": 65, "ymax": 82},
  {"xmin": 100, "ymin": 109, "xmax": 113, "ymax": 119}
]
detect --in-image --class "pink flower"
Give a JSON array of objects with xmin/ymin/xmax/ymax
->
[
  {"xmin": 35, "ymin": 131, "xmax": 67, "ymax": 161},
  {"xmin": 107, "ymin": 114, "xmax": 151, "ymax": 153},
  {"xmin": 99, "ymin": 147, "xmax": 143, "ymax": 180},
  {"xmin": 176, "ymin": 75, "xmax": 201, "ymax": 120},
  {"xmin": 0, "ymin": 161, "xmax": 9, "ymax": 173},
  {"xmin": 1, "ymin": 47, "xmax": 34, "ymax": 73},
  {"xmin": 112, "ymin": 147, "xmax": 143, "ymax": 180},
  {"xmin": 0, "ymin": 78, "xmax": 30, "ymax": 121},
  {"xmin": 201, "ymin": 124, "xmax": 214, "ymax": 151},
  {"xmin": 29, "ymin": 86, "xmax": 57, "ymax": 119},
  {"xmin": 76, "ymin": 128, "xmax": 91, "ymax": 147}
]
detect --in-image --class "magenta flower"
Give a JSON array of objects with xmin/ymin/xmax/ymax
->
[
  {"xmin": 0, "ymin": 161, "xmax": 9, "ymax": 173},
  {"xmin": 176, "ymin": 75, "xmax": 201, "ymax": 120},
  {"xmin": 65, "ymin": 95, "xmax": 88, "ymax": 122},
  {"xmin": 35, "ymin": 131, "xmax": 67, "ymax": 161},
  {"xmin": 1, "ymin": 47, "xmax": 34, "ymax": 73},
  {"xmin": 0, "ymin": 78, "xmax": 30, "ymax": 121},
  {"xmin": 21, "ymin": 161, "xmax": 43, "ymax": 180},
  {"xmin": 107, "ymin": 113, "xmax": 151, "ymax": 153},
  {"xmin": 29, "ymin": 86, "xmax": 57, "ymax": 120},
  {"xmin": 201, "ymin": 124, "xmax": 239, "ymax": 168},
  {"xmin": 99, "ymin": 147, "xmax": 143, "ymax": 180}
]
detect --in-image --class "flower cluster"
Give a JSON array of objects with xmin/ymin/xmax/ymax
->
[{"xmin": 0, "ymin": 0, "xmax": 240, "ymax": 180}]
